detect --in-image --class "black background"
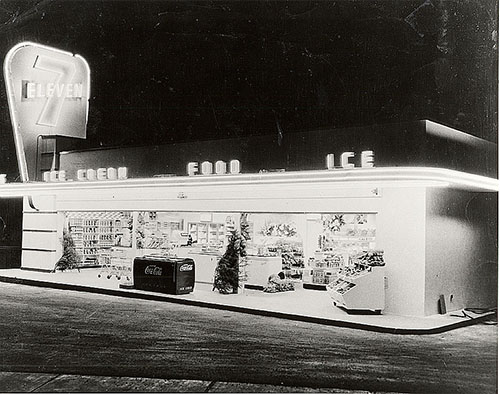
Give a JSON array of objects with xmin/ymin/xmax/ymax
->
[{"xmin": 0, "ymin": 0, "xmax": 497, "ymax": 179}]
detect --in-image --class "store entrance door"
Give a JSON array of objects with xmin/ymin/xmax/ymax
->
[{"xmin": 0, "ymin": 198, "xmax": 23, "ymax": 269}]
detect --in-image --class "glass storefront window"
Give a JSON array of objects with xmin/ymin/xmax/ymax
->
[{"xmin": 63, "ymin": 210, "xmax": 378, "ymax": 287}]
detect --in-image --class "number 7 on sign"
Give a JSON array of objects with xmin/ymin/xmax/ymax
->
[{"xmin": 32, "ymin": 56, "xmax": 77, "ymax": 127}]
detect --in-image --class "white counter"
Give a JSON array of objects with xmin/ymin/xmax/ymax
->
[
  {"xmin": 245, "ymin": 255, "xmax": 282, "ymax": 287},
  {"xmin": 182, "ymin": 250, "xmax": 221, "ymax": 284}
]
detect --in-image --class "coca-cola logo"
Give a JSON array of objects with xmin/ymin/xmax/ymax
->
[
  {"xmin": 144, "ymin": 265, "xmax": 162, "ymax": 276},
  {"xmin": 179, "ymin": 263, "xmax": 193, "ymax": 272}
]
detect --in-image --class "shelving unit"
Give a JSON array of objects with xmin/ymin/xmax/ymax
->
[
  {"xmin": 98, "ymin": 219, "xmax": 114, "ymax": 248},
  {"xmin": 281, "ymin": 251, "xmax": 305, "ymax": 280},
  {"xmin": 320, "ymin": 236, "xmax": 376, "ymax": 253},
  {"xmin": 66, "ymin": 212, "xmax": 132, "ymax": 265},
  {"xmin": 81, "ymin": 219, "xmax": 99, "ymax": 263},
  {"xmin": 305, "ymin": 251, "xmax": 345, "ymax": 285},
  {"xmin": 67, "ymin": 217, "xmax": 84, "ymax": 262}
]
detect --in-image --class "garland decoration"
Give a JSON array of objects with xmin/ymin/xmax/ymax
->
[{"xmin": 261, "ymin": 222, "xmax": 297, "ymax": 237}]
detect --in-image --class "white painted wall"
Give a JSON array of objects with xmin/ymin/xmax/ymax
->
[
  {"xmin": 425, "ymin": 189, "xmax": 497, "ymax": 315},
  {"xmin": 22, "ymin": 195, "xmax": 61, "ymax": 271},
  {"xmin": 375, "ymin": 188, "xmax": 427, "ymax": 316}
]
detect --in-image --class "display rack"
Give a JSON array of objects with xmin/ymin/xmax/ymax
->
[
  {"xmin": 98, "ymin": 219, "xmax": 114, "ymax": 248},
  {"xmin": 326, "ymin": 251, "xmax": 385, "ymax": 312},
  {"xmin": 69, "ymin": 217, "xmax": 100, "ymax": 264},
  {"xmin": 281, "ymin": 251, "xmax": 305, "ymax": 280},
  {"xmin": 327, "ymin": 265, "xmax": 385, "ymax": 312},
  {"xmin": 66, "ymin": 212, "xmax": 131, "ymax": 265},
  {"xmin": 67, "ymin": 217, "xmax": 84, "ymax": 257},
  {"xmin": 305, "ymin": 251, "xmax": 345, "ymax": 285}
]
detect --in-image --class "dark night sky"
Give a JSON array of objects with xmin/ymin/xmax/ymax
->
[{"xmin": 0, "ymin": 0, "xmax": 497, "ymax": 177}]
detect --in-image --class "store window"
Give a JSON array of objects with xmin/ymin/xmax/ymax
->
[
  {"xmin": 63, "ymin": 211, "xmax": 378, "ymax": 288},
  {"xmin": 66, "ymin": 211, "xmax": 133, "ymax": 265},
  {"xmin": 304, "ymin": 213, "xmax": 377, "ymax": 287}
]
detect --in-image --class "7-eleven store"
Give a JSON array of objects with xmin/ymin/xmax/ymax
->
[{"xmin": 0, "ymin": 120, "xmax": 496, "ymax": 323}]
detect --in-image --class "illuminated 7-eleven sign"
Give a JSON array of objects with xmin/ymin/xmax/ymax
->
[{"xmin": 4, "ymin": 42, "xmax": 90, "ymax": 182}]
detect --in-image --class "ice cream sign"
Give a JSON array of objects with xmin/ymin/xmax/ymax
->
[{"xmin": 4, "ymin": 42, "xmax": 90, "ymax": 182}]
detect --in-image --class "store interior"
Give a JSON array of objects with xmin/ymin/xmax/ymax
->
[{"xmin": 62, "ymin": 210, "xmax": 385, "ymax": 313}]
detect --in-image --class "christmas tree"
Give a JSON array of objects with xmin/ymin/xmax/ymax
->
[
  {"xmin": 213, "ymin": 213, "xmax": 250, "ymax": 294},
  {"xmin": 53, "ymin": 230, "xmax": 82, "ymax": 272}
]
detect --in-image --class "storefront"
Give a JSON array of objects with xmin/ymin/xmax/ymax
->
[
  {"xmin": 1, "ymin": 42, "xmax": 496, "ymax": 324},
  {"xmin": 0, "ymin": 119, "xmax": 496, "ymax": 318}
]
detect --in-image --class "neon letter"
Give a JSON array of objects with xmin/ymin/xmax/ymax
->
[
  {"xmin": 341, "ymin": 152, "xmax": 355, "ymax": 169},
  {"xmin": 215, "ymin": 160, "xmax": 227, "ymax": 175},
  {"xmin": 96, "ymin": 168, "xmax": 107, "ymax": 180},
  {"xmin": 201, "ymin": 161, "xmax": 213, "ymax": 175},
  {"xmin": 107, "ymin": 167, "xmax": 117, "ymax": 180},
  {"xmin": 229, "ymin": 160, "xmax": 240, "ymax": 174},
  {"xmin": 326, "ymin": 153, "xmax": 335, "ymax": 170},
  {"xmin": 77, "ymin": 169, "xmax": 86, "ymax": 181},
  {"xmin": 187, "ymin": 162, "xmax": 198, "ymax": 176},
  {"xmin": 117, "ymin": 167, "xmax": 128, "ymax": 179},
  {"xmin": 361, "ymin": 150, "xmax": 375, "ymax": 168}
]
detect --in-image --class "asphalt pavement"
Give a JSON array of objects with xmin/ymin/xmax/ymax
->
[
  {"xmin": 0, "ymin": 371, "xmax": 386, "ymax": 393},
  {"xmin": 0, "ymin": 282, "xmax": 496, "ymax": 393}
]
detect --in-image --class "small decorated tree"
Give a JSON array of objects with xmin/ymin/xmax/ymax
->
[
  {"xmin": 53, "ymin": 230, "xmax": 82, "ymax": 272},
  {"xmin": 213, "ymin": 213, "xmax": 250, "ymax": 294}
]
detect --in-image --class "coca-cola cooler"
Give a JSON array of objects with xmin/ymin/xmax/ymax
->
[{"xmin": 133, "ymin": 256, "xmax": 195, "ymax": 295}]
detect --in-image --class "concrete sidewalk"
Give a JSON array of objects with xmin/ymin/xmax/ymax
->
[
  {"xmin": 0, "ymin": 268, "xmax": 495, "ymax": 334},
  {"xmin": 0, "ymin": 372, "xmax": 395, "ymax": 393}
]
